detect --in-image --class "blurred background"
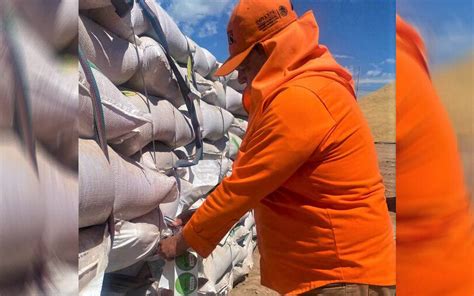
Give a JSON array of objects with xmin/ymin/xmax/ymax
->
[
  {"xmin": 398, "ymin": 0, "xmax": 473, "ymax": 194},
  {"xmin": 0, "ymin": 0, "xmax": 78, "ymax": 294}
]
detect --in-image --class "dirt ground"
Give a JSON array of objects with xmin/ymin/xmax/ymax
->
[{"xmin": 230, "ymin": 249, "xmax": 278, "ymax": 295}]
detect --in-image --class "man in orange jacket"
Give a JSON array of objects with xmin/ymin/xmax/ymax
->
[{"xmin": 159, "ymin": 1, "xmax": 396, "ymax": 294}]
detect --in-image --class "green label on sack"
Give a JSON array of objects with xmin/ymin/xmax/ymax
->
[
  {"xmin": 176, "ymin": 252, "xmax": 197, "ymax": 271},
  {"xmin": 121, "ymin": 90, "xmax": 138, "ymax": 97},
  {"xmin": 231, "ymin": 137, "xmax": 241, "ymax": 149},
  {"xmin": 175, "ymin": 272, "xmax": 197, "ymax": 295}
]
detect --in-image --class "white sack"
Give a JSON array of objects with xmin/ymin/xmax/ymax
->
[
  {"xmin": 225, "ymin": 86, "xmax": 247, "ymax": 117},
  {"xmin": 15, "ymin": 0, "xmax": 78, "ymax": 50},
  {"xmin": 232, "ymin": 233, "xmax": 256, "ymax": 283},
  {"xmin": 187, "ymin": 37, "xmax": 217, "ymax": 78},
  {"xmin": 79, "ymin": 139, "xmax": 115, "ymax": 228},
  {"xmin": 79, "ymin": 15, "xmax": 142, "ymax": 84},
  {"xmin": 228, "ymin": 117, "xmax": 248, "ymax": 138},
  {"xmin": 135, "ymin": 142, "xmax": 180, "ymax": 175},
  {"xmin": 221, "ymin": 69, "xmax": 247, "ymax": 92},
  {"xmin": 200, "ymin": 100, "xmax": 234, "ymax": 141},
  {"xmin": 126, "ymin": 36, "xmax": 182, "ymax": 104},
  {"xmin": 79, "ymin": 224, "xmax": 111, "ymax": 293},
  {"xmin": 106, "ymin": 209, "xmax": 163, "ymax": 272},
  {"xmin": 200, "ymin": 234, "xmax": 245, "ymax": 292},
  {"xmin": 0, "ymin": 22, "xmax": 77, "ymax": 153},
  {"xmin": 111, "ymin": 90, "xmax": 194, "ymax": 156},
  {"xmin": 79, "ymin": 65, "xmax": 151, "ymax": 143},
  {"xmin": 110, "ymin": 146, "xmax": 179, "ymax": 221},
  {"xmin": 87, "ymin": 0, "xmax": 190, "ymax": 63},
  {"xmin": 0, "ymin": 132, "xmax": 45, "ymax": 284},
  {"xmin": 195, "ymin": 72, "xmax": 226, "ymax": 108},
  {"xmin": 38, "ymin": 146, "xmax": 78, "ymax": 263},
  {"xmin": 88, "ymin": 1, "xmax": 218, "ymax": 77}
]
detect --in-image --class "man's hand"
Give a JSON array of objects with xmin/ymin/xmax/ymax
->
[
  {"xmin": 171, "ymin": 209, "xmax": 196, "ymax": 228},
  {"xmin": 158, "ymin": 231, "xmax": 189, "ymax": 260}
]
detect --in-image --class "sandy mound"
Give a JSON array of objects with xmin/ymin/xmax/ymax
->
[
  {"xmin": 357, "ymin": 84, "xmax": 396, "ymax": 200},
  {"xmin": 358, "ymin": 83, "xmax": 396, "ymax": 143},
  {"xmin": 432, "ymin": 53, "xmax": 473, "ymax": 193}
]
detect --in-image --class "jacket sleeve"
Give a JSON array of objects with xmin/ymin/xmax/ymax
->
[{"xmin": 182, "ymin": 86, "xmax": 336, "ymax": 257}]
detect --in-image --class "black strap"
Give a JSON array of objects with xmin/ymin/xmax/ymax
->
[
  {"xmin": 138, "ymin": 0, "xmax": 203, "ymax": 167},
  {"xmin": 79, "ymin": 47, "xmax": 115, "ymax": 239},
  {"xmin": 111, "ymin": 0, "xmax": 134, "ymax": 17},
  {"xmin": 78, "ymin": 47, "xmax": 109, "ymax": 161},
  {"xmin": 2, "ymin": 5, "xmax": 38, "ymax": 174}
]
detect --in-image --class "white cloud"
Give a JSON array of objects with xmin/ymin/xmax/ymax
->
[
  {"xmin": 198, "ymin": 21, "xmax": 218, "ymax": 38},
  {"xmin": 384, "ymin": 58, "xmax": 395, "ymax": 64},
  {"xmin": 167, "ymin": 0, "xmax": 234, "ymax": 22},
  {"xmin": 381, "ymin": 72, "xmax": 395, "ymax": 78},
  {"xmin": 358, "ymin": 77, "xmax": 395, "ymax": 85},
  {"xmin": 166, "ymin": 0, "xmax": 237, "ymax": 38},
  {"xmin": 344, "ymin": 65, "xmax": 355, "ymax": 74},
  {"xmin": 366, "ymin": 69, "xmax": 382, "ymax": 77},
  {"xmin": 333, "ymin": 54, "xmax": 354, "ymax": 59}
]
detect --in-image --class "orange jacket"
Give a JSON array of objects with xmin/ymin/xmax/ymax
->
[
  {"xmin": 396, "ymin": 16, "xmax": 474, "ymax": 295},
  {"xmin": 183, "ymin": 12, "xmax": 395, "ymax": 294}
]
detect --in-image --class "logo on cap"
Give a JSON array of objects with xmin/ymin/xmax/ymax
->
[
  {"xmin": 256, "ymin": 10, "xmax": 281, "ymax": 32},
  {"xmin": 278, "ymin": 5, "xmax": 288, "ymax": 17}
]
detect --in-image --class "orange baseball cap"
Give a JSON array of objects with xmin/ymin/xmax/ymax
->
[{"xmin": 214, "ymin": 0, "xmax": 298, "ymax": 76}]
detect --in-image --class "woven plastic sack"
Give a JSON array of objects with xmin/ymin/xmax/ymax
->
[
  {"xmin": 79, "ymin": 65, "xmax": 151, "ymax": 143},
  {"xmin": 79, "ymin": 224, "xmax": 111, "ymax": 294},
  {"xmin": 228, "ymin": 117, "xmax": 248, "ymax": 138},
  {"xmin": 0, "ymin": 21, "xmax": 77, "ymax": 154},
  {"xmin": 0, "ymin": 132, "xmax": 45, "ymax": 285},
  {"xmin": 79, "ymin": 15, "xmax": 142, "ymax": 84},
  {"xmin": 111, "ymin": 90, "xmax": 195, "ymax": 156},
  {"xmin": 79, "ymin": 139, "xmax": 115, "ymax": 228},
  {"xmin": 126, "ymin": 36, "xmax": 182, "ymax": 104},
  {"xmin": 15, "ymin": 0, "xmax": 78, "ymax": 50},
  {"xmin": 110, "ymin": 146, "xmax": 179, "ymax": 221},
  {"xmin": 106, "ymin": 209, "xmax": 163, "ymax": 272},
  {"xmin": 86, "ymin": 0, "xmax": 189, "ymax": 63},
  {"xmin": 195, "ymin": 72, "xmax": 226, "ymax": 108},
  {"xmin": 38, "ymin": 145, "xmax": 78, "ymax": 263},
  {"xmin": 225, "ymin": 86, "xmax": 247, "ymax": 117},
  {"xmin": 200, "ymin": 100, "xmax": 234, "ymax": 141}
]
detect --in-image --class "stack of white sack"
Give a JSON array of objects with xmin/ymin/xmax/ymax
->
[
  {"xmin": 198, "ymin": 211, "xmax": 257, "ymax": 295},
  {"xmin": 0, "ymin": 1, "xmax": 78, "ymax": 293},
  {"xmin": 78, "ymin": 0, "xmax": 255, "ymax": 294},
  {"xmin": 85, "ymin": 0, "xmax": 217, "ymax": 77}
]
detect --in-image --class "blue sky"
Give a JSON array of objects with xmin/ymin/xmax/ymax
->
[
  {"xmin": 159, "ymin": 0, "xmax": 395, "ymax": 97},
  {"xmin": 397, "ymin": 0, "xmax": 473, "ymax": 68},
  {"xmin": 158, "ymin": 1, "xmax": 473, "ymax": 95}
]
